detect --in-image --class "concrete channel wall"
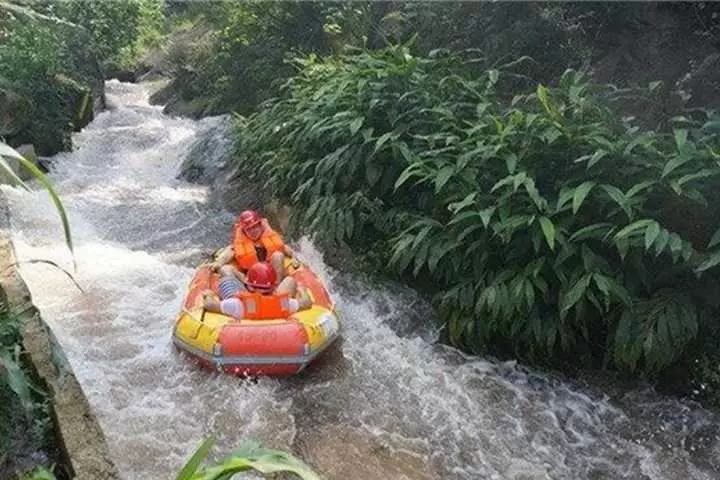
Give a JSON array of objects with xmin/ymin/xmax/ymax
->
[{"xmin": 0, "ymin": 194, "xmax": 120, "ymax": 480}]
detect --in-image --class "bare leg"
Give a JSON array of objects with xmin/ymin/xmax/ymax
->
[
  {"xmin": 219, "ymin": 265, "xmax": 238, "ymax": 277},
  {"xmin": 203, "ymin": 294, "xmax": 223, "ymax": 314},
  {"xmin": 219, "ymin": 265, "xmax": 246, "ymax": 283},
  {"xmin": 270, "ymin": 251, "xmax": 286, "ymax": 280},
  {"xmin": 275, "ymin": 276, "xmax": 297, "ymax": 296}
]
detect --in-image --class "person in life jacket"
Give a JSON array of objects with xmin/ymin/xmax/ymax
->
[
  {"xmin": 209, "ymin": 209, "xmax": 300, "ymax": 282},
  {"xmin": 202, "ymin": 262, "xmax": 311, "ymax": 319}
]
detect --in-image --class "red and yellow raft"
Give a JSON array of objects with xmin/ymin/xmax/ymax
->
[{"xmin": 172, "ymin": 258, "xmax": 341, "ymax": 377}]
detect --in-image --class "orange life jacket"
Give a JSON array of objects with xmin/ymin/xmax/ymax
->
[
  {"xmin": 237, "ymin": 291, "xmax": 291, "ymax": 320},
  {"xmin": 233, "ymin": 219, "xmax": 285, "ymax": 270}
]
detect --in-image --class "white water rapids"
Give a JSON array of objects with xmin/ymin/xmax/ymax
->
[{"xmin": 3, "ymin": 81, "xmax": 720, "ymax": 479}]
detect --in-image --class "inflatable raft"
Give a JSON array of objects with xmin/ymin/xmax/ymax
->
[{"xmin": 172, "ymin": 257, "xmax": 341, "ymax": 377}]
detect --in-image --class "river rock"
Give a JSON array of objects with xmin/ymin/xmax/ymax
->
[{"xmin": 0, "ymin": 87, "xmax": 32, "ymax": 137}]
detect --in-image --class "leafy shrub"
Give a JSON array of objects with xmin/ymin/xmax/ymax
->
[
  {"xmin": 54, "ymin": 0, "xmax": 164, "ymax": 71},
  {"xmin": 163, "ymin": 1, "xmax": 330, "ymax": 115},
  {"xmin": 234, "ymin": 44, "xmax": 720, "ymax": 376}
]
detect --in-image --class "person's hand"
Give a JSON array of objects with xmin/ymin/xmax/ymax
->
[
  {"xmin": 202, "ymin": 291, "xmax": 217, "ymax": 307},
  {"xmin": 208, "ymin": 261, "xmax": 221, "ymax": 272}
]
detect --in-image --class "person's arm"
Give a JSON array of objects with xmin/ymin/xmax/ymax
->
[
  {"xmin": 283, "ymin": 244, "xmax": 301, "ymax": 268},
  {"xmin": 296, "ymin": 289, "xmax": 312, "ymax": 311},
  {"xmin": 209, "ymin": 245, "xmax": 234, "ymax": 271}
]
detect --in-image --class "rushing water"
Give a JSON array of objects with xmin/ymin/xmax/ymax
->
[{"xmin": 4, "ymin": 81, "xmax": 720, "ymax": 480}]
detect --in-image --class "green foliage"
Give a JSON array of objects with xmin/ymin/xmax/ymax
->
[
  {"xmin": 54, "ymin": 0, "xmax": 164, "ymax": 70},
  {"xmin": 164, "ymin": 1, "xmax": 329, "ymax": 116},
  {"xmin": 234, "ymin": 45, "xmax": 720, "ymax": 376},
  {"xmin": 0, "ymin": 2, "xmax": 104, "ymax": 155},
  {"xmin": 177, "ymin": 437, "xmax": 321, "ymax": 480}
]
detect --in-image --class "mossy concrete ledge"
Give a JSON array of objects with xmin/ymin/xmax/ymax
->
[{"xmin": 0, "ymin": 194, "xmax": 120, "ymax": 480}]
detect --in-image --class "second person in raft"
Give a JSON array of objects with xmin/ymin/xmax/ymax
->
[
  {"xmin": 203, "ymin": 262, "xmax": 312, "ymax": 319},
  {"xmin": 209, "ymin": 209, "xmax": 300, "ymax": 282}
]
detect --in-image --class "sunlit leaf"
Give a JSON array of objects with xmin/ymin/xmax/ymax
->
[
  {"xmin": 572, "ymin": 181, "xmax": 595, "ymax": 214},
  {"xmin": 539, "ymin": 217, "xmax": 555, "ymax": 251}
]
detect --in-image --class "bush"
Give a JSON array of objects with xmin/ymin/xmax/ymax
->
[
  {"xmin": 234, "ymin": 45, "xmax": 720, "ymax": 378},
  {"xmin": 163, "ymin": 1, "xmax": 330, "ymax": 115},
  {"xmin": 54, "ymin": 0, "xmax": 164, "ymax": 71}
]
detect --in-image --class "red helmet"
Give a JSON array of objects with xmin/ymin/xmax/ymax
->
[
  {"xmin": 245, "ymin": 262, "xmax": 277, "ymax": 291},
  {"xmin": 238, "ymin": 210, "xmax": 262, "ymax": 231}
]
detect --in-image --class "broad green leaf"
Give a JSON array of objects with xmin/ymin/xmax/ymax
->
[
  {"xmin": 674, "ymin": 129, "xmax": 688, "ymax": 150},
  {"xmin": 428, "ymin": 242, "xmax": 457, "ymax": 273},
  {"xmin": 505, "ymin": 153, "xmax": 518, "ymax": 174},
  {"xmin": 561, "ymin": 273, "xmax": 592, "ymax": 317},
  {"xmin": 512, "ymin": 171, "xmax": 527, "ymax": 191},
  {"xmin": 661, "ymin": 154, "xmax": 691, "ymax": 178},
  {"xmin": 199, "ymin": 441, "xmax": 323, "ymax": 480},
  {"xmin": 654, "ymin": 228, "xmax": 670, "ymax": 256},
  {"xmin": 696, "ymin": 250, "xmax": 720, "ymax": 273},
  {"xmin": 708, "ymin": 227, "xmax": 720, "ymax": 249},
  {"xmin": 435, "ymin": 165, "xmax": 455, "ymax": 193},
  {"xmin": 448, "ymin": 192, "xmax": 477, "ymax": 214},
  {"xmin": 349, "ymin": 118, "xmax": 364, "ymax": 136},
  {"xmin": 572, "ymin": 181, "xmax": 595, "ymax": 214},
  {"xmin": 490, "ymin": 175, "xmax": 515, "ymax": 193},
  {"xmin": 626, "ymin": 180, "xmax": 655, "ymax": 198},
  {"xmin": 479, "ymin": 207, "xmax": 495, "ymax": 228},
  {"xmin": 614, "ymin": 219, "xmax": 654, "ymax": 241},
  {"xmin": 394, "ymin": 165, "xmax": 424, "ymax": 191},
  {"xmin": 600, "ymin": 184, "xmax": 631, "ymax": 219},
  {"xmin": 556, "ymin": 187, "xmax": 574, "ymax": 212},
  {"xmin": 677, "ymin": 168, "xmax": 720, "ymax": 186},
  {"xmin": 644, "ymin": 221, "xmax": 660, "ymax": 251},
  {"xmin": 539, "ymin": 217, "xmax": 555, "ymax": 250},
  {"xmin": 374, "ymin": 132, "xmax": 393, "ymax": 154},
  {"xmin": 0, "ymin": 351, "xmax": 35, "ymax": 416}
]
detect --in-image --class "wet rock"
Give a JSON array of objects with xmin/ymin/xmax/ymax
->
[
  {"xmin": 0, "ymin": 87, "xmax": 32, "ymax": 137},
  {"xmin": 678, "ymin": 53, "xmax": 720, "ymax": 108}
]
